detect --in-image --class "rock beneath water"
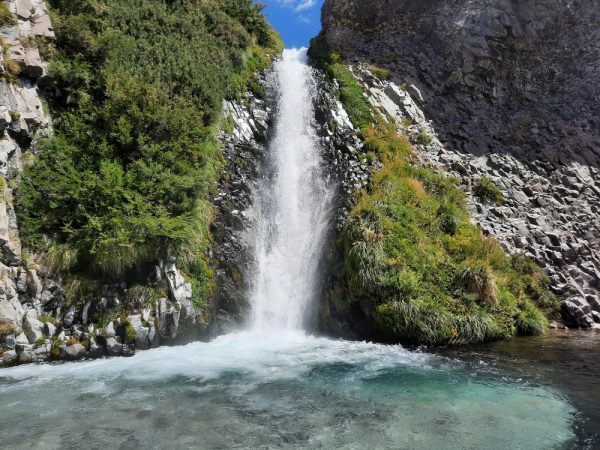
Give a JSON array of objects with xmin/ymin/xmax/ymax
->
[{"xmin": 62, "ymin": 343, "xmax": 86, "ymax": 361}]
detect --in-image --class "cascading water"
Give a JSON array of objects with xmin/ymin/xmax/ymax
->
[
  {"xmin": 249, "ymin": 49, "xmax": 333, "ymax": 331},
  {"xmin": 0, "ymin": 49, "xmax": 581, "ymax": 449}
]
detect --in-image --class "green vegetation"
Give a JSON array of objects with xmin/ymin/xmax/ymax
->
[
  {"xmin": 0, "ymin": 319, "xmax": 18, "ymax": 337},
  {"xmin": 0, "ymin": 37, "xmax": 21, "ymax": 82},
  {"xmin": 309, "ymin": 35, "xmax": 558, "ymax": 345},
  {"xmin": 411, "ymin": 132, "xmax": 433, "ymax": 146},
  {"xmin": 473, "ymin": 177, "xmax": 505, "ymax": 205},
  {"xmin": 50, "ymin": 338, "xmax": 62, "ymax": 358},
  {"xmin": 368, "ymin": 65, "xmax": 390, "ymax": 81},
  {"xmin": 38, "ymin": 314, "xmax": 56, "ymax": 324},
  {"xmin": 0, "ymin": 3, "xmax": 16, "ymax": 27},
  {"xmin": 16, "ymin": 1, "xmax": 282, "ymax": 314},
  {"xmin": 309, "ymin": 36, "xmax": 372, "ymax": 129}
]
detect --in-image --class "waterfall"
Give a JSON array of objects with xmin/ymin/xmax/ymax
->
[{"xmin": 248, "ymin": 48, "xmax": 334, "ymax": 331}]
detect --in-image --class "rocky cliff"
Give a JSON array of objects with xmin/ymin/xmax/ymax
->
[{"xmin": 321, "ymin": 0, "xmax": 600, "ymax": 326}]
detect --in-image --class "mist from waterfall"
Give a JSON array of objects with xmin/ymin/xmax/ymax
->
[{"xmin": 248, "ymin": 48, "xmax": 334, "ymax": 331}]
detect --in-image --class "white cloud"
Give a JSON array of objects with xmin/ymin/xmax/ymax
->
[
  {"xmin": 294, "ymin": 0, "xmax": 317, "ymax": 11},
  {"xmin": 296, "ymin": 14, "xmax": 310, "ymax": 24},
  {"xmin": 276, "ymin": 0, "xmax": 318, "ymax": 12}
]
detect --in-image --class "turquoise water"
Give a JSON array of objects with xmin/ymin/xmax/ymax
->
[{"xmin": 0, "ymin": 332, "xmax": 576, "ymax": 449}]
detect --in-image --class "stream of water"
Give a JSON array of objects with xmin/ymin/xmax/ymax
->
[{"xmin": 0, "ymin": 50, "xmax": 587, "ymax": 449}]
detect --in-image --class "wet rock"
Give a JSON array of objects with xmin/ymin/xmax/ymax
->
[
  {"xmin": 105, "ymin": 337, "xmax": 122, "ymax": 356},
  {"xmin": 2, "ymin": 349, "xmax": 17, "ymax": 366},
  {"xmin": 88, "ymin": 337, "xmax": 104, "ymax": 358},
  {"xmin": 62, "ymin": 343, "xmax": 86, "ymax": 360}
]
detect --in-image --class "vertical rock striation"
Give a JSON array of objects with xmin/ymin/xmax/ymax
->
[{"xmin": 321, "ymin": 0, "xmax": 600, "ymax": 326}]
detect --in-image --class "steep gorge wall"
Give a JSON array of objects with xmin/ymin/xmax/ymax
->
[{"xmin": 321, "ymin": 0, "xmax": 600, "ymax": 326}]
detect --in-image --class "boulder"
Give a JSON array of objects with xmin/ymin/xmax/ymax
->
[
  {"xmin": 102, "ymin": 321, "xmax": 116, "ymax": 338},
  {"xmin": 127, "ymin": 314, "xmax": 150, "ymax": 350},
  {"xmin": 22, "ymin": 310, "xmax": 44, "ymax": 343},
  {"xmin": 62, "ymin": 343, "xmax": 86, "ymax": 361},
  {"xmin": 105, "ymin": 337, "xmax": 122, "ymax": 356},
  {"xmin": 2, "ymin": 349, "xmax": 17, "ymax": 366},
  {"xmin": 88, "ymin": 337, "xmax": 104, "ymax": 358}
]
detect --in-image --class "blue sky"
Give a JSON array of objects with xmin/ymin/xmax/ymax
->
[{"xmin": 261, "ymin": 0, "xmax": 325, "ymax": 48}]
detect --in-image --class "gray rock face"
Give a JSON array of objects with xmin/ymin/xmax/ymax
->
[
  {"xmin": 321, "ymin": 0, "xmax": 600, "ymax": 326},
  {"xmin": 211, "ymin": 76, "xmax": 275, "ymax": 332}
]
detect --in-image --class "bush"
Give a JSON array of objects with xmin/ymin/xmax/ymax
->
[
  {"xmin": 369, "ymin": 65, "xmax": 390, "ymax": 81},
  {"xmin": 16, "ymin": 0, "xmax": 281, "ymax": 317},
  {"xmin": 0, "ymin": 3, "xmax": 15, "ymax": 27},
  {"xmin": 50, "ymin": 338, "xmax": 62, "ymax": 358},
  {"xmin": 0, "ymin": 319, "xmax": 18, "ymax": 336},
  {"xmin": 411, "ymin": 132, "xmax": 433, "ymax": 146},
  {"xmin": 473, "ymin": 177, "xmax": 504, "ymax": 205},
  {"xmin": 313, "ymin": 37, "xmax": 556, "ymax": 345}
]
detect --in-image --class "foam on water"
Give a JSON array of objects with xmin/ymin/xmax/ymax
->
[{"xmin": 0, "ymin": 332, "xmax": 576, "ymax": 449}]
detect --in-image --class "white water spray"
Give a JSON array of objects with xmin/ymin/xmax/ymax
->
[{"xmin": 248, "ymin": 48, "xmax": 334, "ymax": 331}]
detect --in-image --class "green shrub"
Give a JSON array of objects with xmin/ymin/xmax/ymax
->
[
  {"xmin": 516, "ymin": 303, "xmax": 548, "ymax": 336},
  {"xmin": 473, "ymin": 177, "xmax": 504, "ymax": 205},
  {"xmin": 369, "ymin": 65, "xmax": 390, "ymax": 81},
  {"xmin": 35, "ymin": 337, "xmax": 46, "ymax": 347},
  {"xmin": 50, "ymin": 338, "xmax": 62, "ymax": 358},
  {"xmin": 0, "ymin": 3, "xmax": 15, "ymax": 27},
  {"xmin": 0, "ymin": 319, "xmax": 18, "ymax": 336},
  {"xmin": 38, "ymin": 314, "xmax": 56, "ymax": 324},
  {"xmin": 16, "ymin": 1, "xmax": 281, "ymax": 316},
  {"xmin": 312, "ymin": 36, "xmax": 556, "ymax": 344},
  {"xmin": 411, "ymin": 132, "xmax": 433, "ymax": 146},
  {"xmin": 309, "ymin": 35, "xmax": 372, "ymax": 129}
]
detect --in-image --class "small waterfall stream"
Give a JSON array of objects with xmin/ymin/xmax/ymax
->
[{"xmin": 249, "ymin": 49, "xmax": 334, "ymax": 331}]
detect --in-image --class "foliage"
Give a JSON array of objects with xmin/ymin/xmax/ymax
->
[
  {"xmin": 309, "ymin": 37, "xmax": 558, "ymax": 345},
  {"xmin": 38, "ymin": 314, "xmax": 56, "ymax": 324},
  {"xmin": 0, "ymin": 3, "xmax": 16, "ymax": 27},
  {"xmin": 16, "ymin": 1, "xmax": 281, "ymax": 316},
  {"xmin": 50, "ymin": 338, "xmax": 62, "ymax": 358},
  {"xmin": 0, "ymin": 319, "xmax": 18, "ymax": 336},
  {"xmin": 368, "ymin": 65, "xmax": 390, "ymax": 81},
  {"xmin": 309, "ymin": 35, "xmax": 372, "ymax": 129},
  {"xmin": 411, "ymin": 132, "xmax": 433, "ymax": 146},
  {"xmin": 473, "ymin": 177, "xmax": 505, "ymax": 205}
]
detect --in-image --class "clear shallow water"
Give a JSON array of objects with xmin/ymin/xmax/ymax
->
[{"xmin": 0, "ymin": 332, "xmax": 576, "ymax": 449}]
